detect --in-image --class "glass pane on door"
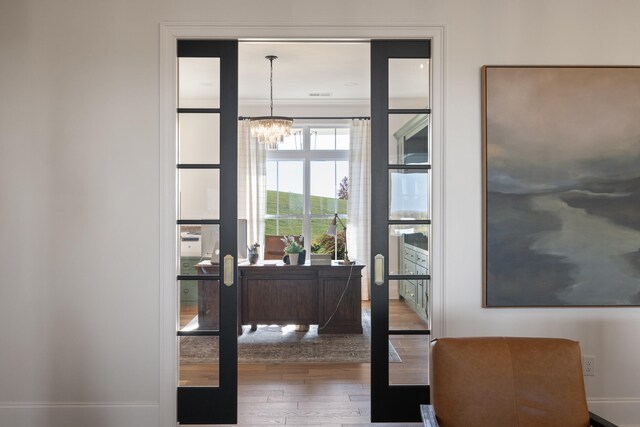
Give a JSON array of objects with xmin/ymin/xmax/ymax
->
[
  {"xmin": 389, "ymin": 169, "xmax": 429, "ymax": 220},
  {"xmin": 178, "ymin": 113, "xmax": 220, "ymax": 164},
  {"xmin": 388, "ymin": 114, "xmax": 429, "ymax": 165},
  {"xmin": 388, "ymin": 224, "xmax": 429, "ymax": 275},
  {"xmin": 178, "ymin": 169, "xmax": 220, "ymax": 220},
  {"xmin": 179, "ymin": 279, "xmax": 220, "ymax": 332},
  {"xmin": 389, "ymin": 335, "xmax": 429, "ymax": 385},
  {"xmin": 179, "ymin": 335, "xmax": 220, "ymax": 387},
  {"xmin": 388, "ymin": 280, "xmax": 429, "ymax": 331},
  {"xmin": 178, "ymin": 224, "xmax": 221, "ymax": 262},
  {"xmin": 388, "ymin": 58, "xmax": 430, "ymax": 110},
  {"xmin": 178, "ymin": 57, "xmax": 220, "ymax": 109}
]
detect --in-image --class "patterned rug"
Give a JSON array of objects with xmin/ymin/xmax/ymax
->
[{"xmin": 180, "ymin": 309, "xmax": 401, "ymax": 364}]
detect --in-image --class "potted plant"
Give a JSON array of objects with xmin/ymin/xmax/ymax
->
[{"xmin": 281, "ymin": 235, "xmax": 304, "ymax": 265}]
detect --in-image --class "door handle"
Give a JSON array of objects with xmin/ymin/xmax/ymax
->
[
  {"xmin": 374, "ymin": 254, "xmax": 384, "ymax": 286},
  {"xmin": 224, "ymin": 254, "xmax": 234, "ymax": 287}
]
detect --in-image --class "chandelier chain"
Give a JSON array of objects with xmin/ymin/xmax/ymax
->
[
  {"xmin": 269, "ymin": 56, "xmax": 274, "ymax": 116},
  {"xmin": 250, "ymin": 55, "xmax": 293, "ymax": 149}
]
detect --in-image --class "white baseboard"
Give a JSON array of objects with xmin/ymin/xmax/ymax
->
[
  {"xmin": 0, "ymin": 403, "xmax": 159, "ymax": 427},
  {"xmin": 588, "ymin": 398, "xmax": 640, "ymax": 427}
]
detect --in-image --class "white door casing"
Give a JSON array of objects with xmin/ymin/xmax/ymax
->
[{"xmin": 159, "ymin": 22, "xmax": 445, "ymax": 427}]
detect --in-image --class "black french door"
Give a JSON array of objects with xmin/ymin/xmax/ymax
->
[
  {"xmin": 370, "ymin": 39, "xmax": 432, "ymax": 422},
  {"xmin": 176, "ymin": 39, "xmax": 238, "ymax": 424}
]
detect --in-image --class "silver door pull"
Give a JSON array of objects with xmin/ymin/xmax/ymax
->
[
  {"xmin": 374, "ymin": 254, "xmax": 384, "ymax": 286},
  {"xmin": 224, "ymin": 254, "xmax": 234, "ymax": 287}
]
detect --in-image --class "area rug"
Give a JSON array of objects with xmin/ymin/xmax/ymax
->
[{"xmin": 180, "ymin": 309, "xmax": 401, "ymax": 364}]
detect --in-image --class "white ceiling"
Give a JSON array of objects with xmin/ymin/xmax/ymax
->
[
  {"xmin": 239, "ymin": 42, "xmax": 370, "ymax": 102},
  {"xmin": 178, "ymin": 41, "xmax": 429, "ymax": 105}
]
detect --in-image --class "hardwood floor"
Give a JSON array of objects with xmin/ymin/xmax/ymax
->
[
  {"xmin": 179, "ymin": 300, "xmax": 428, "ymax": 425},
  {"xmin": 180, "ymin": 363, "xmax": 423, "ymax": 425},
  {"xmin": 232, "ymin": 363, "xmax": 421, "ymax": 426}
]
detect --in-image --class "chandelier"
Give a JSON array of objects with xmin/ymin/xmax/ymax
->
[{"xmin": 250, "ymin": 55, "xmax": 293, "ymax": 150}]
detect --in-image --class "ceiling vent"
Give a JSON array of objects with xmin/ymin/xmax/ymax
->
[{"xmin": 308, "ymin": 92, "xmax": 332, "ymax": 97}]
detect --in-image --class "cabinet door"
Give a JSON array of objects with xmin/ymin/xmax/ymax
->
[{"xmin": 416, "ymin": 265, "xmax": 427, "ymax": 309}]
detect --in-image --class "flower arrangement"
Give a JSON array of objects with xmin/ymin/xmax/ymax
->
[{"xmin": 280, "ymin": 235, "xmax": 304, "ymax": 254}]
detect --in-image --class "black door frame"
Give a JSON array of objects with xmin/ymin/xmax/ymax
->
[
  {"xmin": 176, "ymin": 39, "xmax": 239, "ymax": 425},
  {"xmin": 370, "ymin": 39, "xmax": 432, "ymax": 422}
]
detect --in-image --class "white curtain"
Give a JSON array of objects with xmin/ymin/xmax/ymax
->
[
  {"xmin": 237, "ymin": 120, "xmax": 266, "ymax": 257},
  {"xmin": 347, "ymin": 119, "xmax": 371, "ymax": 300}
]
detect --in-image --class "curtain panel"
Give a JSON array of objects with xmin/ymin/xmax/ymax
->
[{"xmin": 347, "ymin": 119, "xmax": 371, "ymax": 300}]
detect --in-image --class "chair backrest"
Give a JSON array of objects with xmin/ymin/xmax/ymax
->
[
  {"xmin": 263, "ymin": 235, "xmax": 303, "ymax": 260},
  {"xmin": 430, "ymin": 337, "xmax": 590, "ymax": 427}
]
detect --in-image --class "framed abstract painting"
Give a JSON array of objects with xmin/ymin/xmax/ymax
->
[{"xmin": 482, "ymin": 66, "xmax": 640, "ymax": 307}]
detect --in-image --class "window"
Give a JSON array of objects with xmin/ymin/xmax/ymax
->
[{"xmin": 266, "ymin": 125, "xmax": 349, "ymax": 257}]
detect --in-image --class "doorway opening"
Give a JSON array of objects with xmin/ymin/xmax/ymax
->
[{"xmin": 171, "ymin": 37, "xmax": 435, "ymax": 424}]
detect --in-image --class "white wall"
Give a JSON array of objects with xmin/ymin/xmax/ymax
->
[
  {"xmin": 1, "ymin": 1, "xmax": 639, "ymax": 426},
  {"xmin": 437, "ymin": 3, "xmax": 640, "ymax": 425}
]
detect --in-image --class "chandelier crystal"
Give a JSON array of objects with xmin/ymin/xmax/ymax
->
[
  {"xmin": 250, "ymin": 117, "xmax": 293, "ymax": 149},
  {"xmin": 250, "ymin": 55, "xmax": 293, "ymax": 149}
]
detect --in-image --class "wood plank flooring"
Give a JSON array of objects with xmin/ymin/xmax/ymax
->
[
  {"xmin": 179, "ymin": 300, "xmax": 427, "ymax": 425},
  {"xmin": 232, "ymin": 363, "xmax": 421, "ymax": 426}
]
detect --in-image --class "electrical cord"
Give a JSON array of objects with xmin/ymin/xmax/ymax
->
[{"xmin": 318, "ymin": 261, "xmax": 356, "ymax": 330}]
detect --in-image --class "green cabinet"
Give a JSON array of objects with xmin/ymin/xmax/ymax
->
[
  {"xmin": 179, "ymin": 256, "xmax": 201, "ymax": 303},
  {"xmin": 398, "ymin": 240, "xmax": 429, "ymax": 324},
  {"xmin": 393, "ymin": 113, "xmax": 430, "ymax": 324}
]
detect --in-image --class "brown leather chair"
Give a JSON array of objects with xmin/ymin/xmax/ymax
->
[
  {"xmin": 421, "ymin": 337, "xmax": 617, "ymax": 427},
  {"xmin": 263, "ymin": 235, "xmax": 303, "ymax": 260}
]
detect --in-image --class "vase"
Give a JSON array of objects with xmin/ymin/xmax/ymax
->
[
  {"xmin": 288, "ymin": 253, "xmax": 299, "ymax": 265},
  {"xmin": 248, "ymin": 253, "xmax": 259, "ymax": 264}
]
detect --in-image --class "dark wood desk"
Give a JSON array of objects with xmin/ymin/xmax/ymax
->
[
  {"xmin": 196, "ymin": 261, "xmax": 363, "ymax": 334},
  {"xmin": 193, "ymin": 262, "xmax": 220, "ymax": 330}
]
